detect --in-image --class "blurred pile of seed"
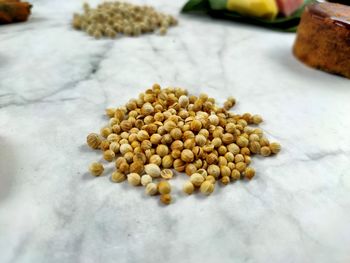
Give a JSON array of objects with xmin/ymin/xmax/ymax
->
[{"xmin": 72, "ymin": 1, "xmax": 178, "ymax": 39}]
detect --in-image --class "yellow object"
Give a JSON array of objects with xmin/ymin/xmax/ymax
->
[{"xmin": 227, "ymin": 0, "xmax": 278, "ymax": 20}]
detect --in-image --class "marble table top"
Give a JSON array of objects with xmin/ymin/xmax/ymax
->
[{"xmin": 1, "ymin": 0, "xmax": 350, "ymax": 262}]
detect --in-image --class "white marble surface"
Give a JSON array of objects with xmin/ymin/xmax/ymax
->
[{"xmin": 1, "ymin": 0, "xmax": 350, "ymax": 262}]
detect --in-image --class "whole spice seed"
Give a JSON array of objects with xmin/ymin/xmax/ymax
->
[
  {"xmin": 200, "ymin": 181, "xmax": 215, "ymax": 195},
  {"xmin": 260, "ymin": 146, "xmax": 272, "ymax": 157},
  {"xmin": 181, "ymin": 149, "xmax": 194, "ymax": 163},
  {"xmin": 145, "ymin": 182, "xmax": 158, "ymax": 195},
  {"xmin": 89, "ymin": 162, "xmax": 104, "ymax": 176},
  {"xmin": 141, "ymin": 174, "xmax": 152, "ymax": 186},
  {"xmin": 73, "ymin": 2, "xmax": 177, "ymax": 40},
  {"xmin": 158, "ymin": 181, "xmax": 171, "ymax": 194},
  {"xmin": 145, "ymin": 163, "xmax": 161, "ymax": 178},
  {"xmin": 111, "ymin": 171, "xmax": 126, "ymax": 183},
  {"xmin": 190, "ymin": 173, "xmax": 204, "ymax": 187},
  {"xmin": 244, "ymin": 167, "xmax": 255, "ymax": 180},
  {"xmin": 87, "ymin": 133, "xmax": 102, "ymax": 149},
  {"xmin": 183, "ymin": 181, "xmax": 194, "ymax": 195},
  {"xmin": 127, "ymin": 173, "xmax": 141, "ymax": 186},
  {"xmin": 103, "ymin": 149, "xmax": 115, "ymax": 162},
  {"xmin": 206, "ymin": 175, "xmax": 216, "ymax": 184},
  {"xmin": 269, "ymin": 142, "xmax": 281, "ymax": 154},
  {"xmin": 160, "ymin": 194, "xmax": 172, "ymax": 205},
  {"xmin": 161, "ymin": 169, "xmax": 173, "ymax": 179},
  {"xmin": 85, "ymin": 84, "xmax": 281, "ymax": 205}
]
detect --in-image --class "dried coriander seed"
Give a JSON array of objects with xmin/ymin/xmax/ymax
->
[
  {"xmin": 161, "ymin": 169, "xmax": 173, "ymax": 180},
  {"xmin": 103, "ymin": 149, "xmax": 115, "ymax": 162},
  {"xmin": 127, "ymin": 173, "xmax": 141, "ymax": 186},
  {"xmin": 245, "ymin": 167, "xmax": 255, "ymax": 180},
  {"xmin": 145, "ymin": 182, "xmax": 158, "ymax": 195},
  {"xmin": 89, "ymin": 162, "xmax": 104, "ymax": 176},
  {"xmin": 160, "ymin": 194, "xmax": 172, "ymax": 205},
  {"xmin": 158, "ymin": 181, "xmax": 171, "ymax": 194},
  {"xmin": 144, "ymin": 163, "xmax": 161, "ymax": 178},
  {"xmin": 183, "ymin": 181, "xmax": 194, "ymax": 195},
  {"xmin": 200, "ymin": 181, "xmax": 215, "ymax": 195},
  {"xmin": 190, "ymin": 173, "xmax": 204, "ymax": 187},
  {"xmin": 85, "ymin": 83, "xmax": 281, "ymax": 205},
  {"xmin": 111, "ymin": 171, "xmax": 126, "ymax": 183},
  {"xmin": 181, "ymin": 149, "xmax": 194, "ymax": 163},
  {"xmin": 141, "ymin": 174, "xmax": 152, "ymax": 186},
  {"xmin": 269, "ymin": 142, "xmax": 281, "ymax": 154},
  {"xmin": 260, "ymin": 146, "xmax": 271, "ymax": 157},
  {"xmin": 221, "ymin": 176, "xmax": 230, "ymax": 185},
  {"xmin": 87, "ymin": 133, "xmax": 102, "ymax": 149}
]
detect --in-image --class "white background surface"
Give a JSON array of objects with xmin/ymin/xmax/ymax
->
[{"xmin": 0, "ymin": 0, "xmax": 350, "ymax": 262}]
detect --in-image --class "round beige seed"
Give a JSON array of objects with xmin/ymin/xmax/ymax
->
[
  {"xmin": 245, "ymin": 167, "xmax": 255, "ymax": 180},
  {"xmin": 181, "ymin": 149, "xmax": 194, "ymax": 163},
  {"xmin": 160, "ymin": 194, "xmax": 172, "ymax": 205},
  {"xmin": 158, "ymin": 181, "xmax": 171, "ymax": 194},
  {"xmin": 260, "ymin": 146, "xmax": 271, "ymax": 157},
  {"xmin": 190, "ymin": 173, "xmax": 204, "ymax": 187},
  {"xmin": 144, "ymin": 163, "xmax": 161, "ymax": 178},
  {"xmin": 103, "ymin": 150, "xmax": 115, "ymax": 162},
  {"xmin": 145, "ymin": 183, "xmax": 158, "ymax": 195},
  {"xmin": 111, "ymin": 171, "xmax": 126, "ymax": 183},
  {"xmin": 89, "ymin": 162, "xmax": 104, "ymax": 176},
  {"xmin": 161, "ymin": 169, "xmax": 173, "ymax": 180},
  {"xmin": 127, "ymin": 173, "xmax": 141, "ymax": 186},
  {"xmin": 270, "ymin": 142, "xmax": 281, "ymax": 154},
  {"xmin": 183, "ymin": 181, "xmax": 194, "ymax": 195},
  {"xmin": 87, "ymin": 133, "xmax": 102, "ymax": 149},
  {"xmin": 200, "ymin": 181, "xmax": 214, "ymax": 195},
  {"xmin": 141, "ymin": 174, "xmax": 152, "ymax": 186}
]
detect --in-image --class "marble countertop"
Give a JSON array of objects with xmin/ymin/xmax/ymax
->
[{"xmin": 1, "ymin": 0, "xmax": 350, "ymax": 262}]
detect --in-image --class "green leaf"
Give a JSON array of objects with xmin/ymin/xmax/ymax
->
[
  {"xmin": 208, "ymin": 0, "xmax": 227, "ymax": 10},
  {"xmin": 181, "ymin": 0, "xmax": 317, "ymax": 32},
  {"xmin": 181, "ymin": 0, "xmax": 209, "ymax": 12}
]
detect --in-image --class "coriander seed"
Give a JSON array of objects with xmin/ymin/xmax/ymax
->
[
  {"xmin": 221, "ymin": 176, "xmax": 230, "ymax": 185},
  {"xmin": 190, "ymin": 173, "xmax": 204, "ymax": 187},
  {"xmin": 156, "ymin": 144, "xmax": 169, "ymax": 157},
  {"xmin": 141, "ymin": 174, "xmax": 152, "ymax": 186},
  {"xmin": 269, "ymin": 142, "xmax": 281, "ymax": 154},
  {"xmin": 160, "ymin": 194, "xmax": 172, "ymax": 205},
  {"xmin": 185, "ymin": 164, "xmax": 197, "ymax": 176},
  {"xmin": 158, "ymin": 181, "xmax": 171, "ymax": 194},
  {"xmin": 161, "ymin": 169, "xmax": 173, "ymax": 180},
  {"xmin": 206, "ymin": 175, "xmax": 216, "ymax": 184},
  {"xmin": 207, "ymin": 164, "xmax": 220, "ymax": 178},
  {"xmin": 111, "ymin": 171, "xmax": 126, "ymax": 183},
  {"xmin": 200, "ymin": 181, "xmax": 215, "ymax": 195},
  {"xmin": 144, "ymin": 163, "xmax": 161, "ymax": 178},
  {"xmin": 103, "ymin": 149, "xmax": 115, "ymax": 162},
  {"xmin": 245, "ymin": 167, "xmax": 255, "ymax": 180},
  {"xmin": 89, "ymin": 162, "xmax": 104, "ymax": 176},
  {"xmin": 87, "ymin": 133, "xmax": 102, "ymax": 149},
  {"xmin": 260, "ymin": 146, "xmax": 271, "ymax": 157},
  {"xmin": 183, "ymin": 181, "xmax": 194, "ymax": 195},
  {"xmin": 162, "ymin": 155, "xmax": 173, "ymax": 168},
  {"xmin": 181, "ymin": 149, "xmax": 194, "ymax": 163},
  {"xmin": 129, "ymin": 161, "xmax": 144, "ymax": 174},
  {"xmin": 145, "ymin": 183, "xmax": 158, "ymax": 195},
  {"xmin": 235, "ymin": 162, "xmax": 247, "ymax": 172},
  {"xmin": 127, "ymin": 173, "xmax": 141, "ymax": 186}
]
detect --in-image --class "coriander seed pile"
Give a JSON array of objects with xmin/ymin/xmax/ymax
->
[
  {"xmin": 72, "ymin": 2, "xmax": 177, "ymax": 39},
  {"xmin": 86, "ymin": 84, "xmax": 281, "ymax": 205}
]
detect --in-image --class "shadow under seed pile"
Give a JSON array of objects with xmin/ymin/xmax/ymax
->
[{"xmin": 86, "ymin": 84, "xmax": 281, "ymax": 205}]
